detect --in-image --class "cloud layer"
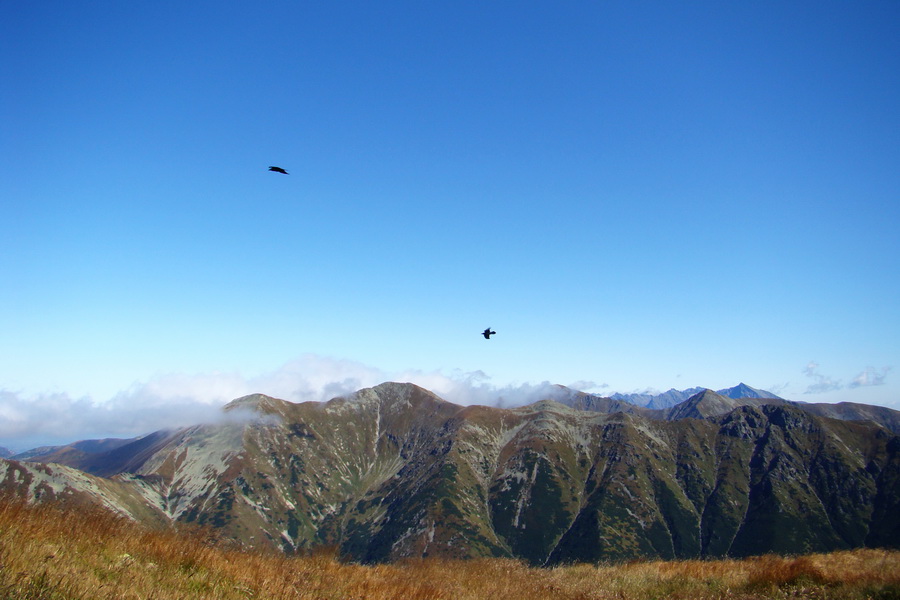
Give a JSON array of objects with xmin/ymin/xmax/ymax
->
[
  {"xmin": 3, "ymin": 355, "xmax": 892, "ymax": 452},
  {"xmin": 0, "ymin": 355, "xmax": 581, "ymax": 451}
]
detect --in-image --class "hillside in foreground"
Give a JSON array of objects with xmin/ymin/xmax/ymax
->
[
  {"xmin": 0, "ymin": 383, "xmax": 900, "ymax": 566},
  {"xmin": 1, "ymin": 496, "xmax": 899, "ymax": 600},
  {"xmin": 4, "ymin": 382, "xmax": 900, "ymax": 565}
]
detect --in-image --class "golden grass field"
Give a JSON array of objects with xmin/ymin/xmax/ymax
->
[{"xmin": 1, "ymin": 497, "xmax": 898, "ymax": 600}]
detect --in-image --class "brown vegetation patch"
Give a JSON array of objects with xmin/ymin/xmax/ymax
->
[{"xmin": 1, "ymin": 496, "xmax": 898, "ymax": 599}]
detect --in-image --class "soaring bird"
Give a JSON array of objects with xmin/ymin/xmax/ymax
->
[
  {"xmin": 268, "ymin": 166, "xmax": 289, "ymax": 174},
  {"xmin": 482, "ymin": 328, "xmax": 496, "ymax": 339}
]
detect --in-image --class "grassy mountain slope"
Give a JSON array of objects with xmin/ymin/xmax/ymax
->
[
  {"xmin": 3, "ymin": 496, "xmax": 900, "ymax": 600},
  {"xmin": 6, "ymin": 382, "xmax": 900, "ymax": 564}
]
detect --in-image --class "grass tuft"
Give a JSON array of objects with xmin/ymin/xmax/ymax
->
[{"xmin": 1, "ymin": 496, "xmax": 898, "ymax": 599}]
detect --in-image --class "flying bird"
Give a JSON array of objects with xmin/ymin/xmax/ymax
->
[
  {"xmin": 268, "ymin": 166, "xmax": 289, "ymax": 174},
  {"xmin": 482, "ymin": 328, "xmax": 496, "ymax": 339}
]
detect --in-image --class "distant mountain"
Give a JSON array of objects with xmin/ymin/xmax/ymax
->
[
  {"xmin": 789, "ymin": 401, "xmax": 900, "ymax": 435},
  {"xmin": 4, "ymin": 382, "xmax": 899, "ymax": 565},
  {"xmin": 25, "ymin": 431, "xmax": 181, "ymax": 478},
  {"xmin": 608, "ymin": 384, "xmax": 781, "ymax": 409},
  {"xmin": 717, "ymin": 382, "xmax": 783, "ymax": 400},
  {"xmin": 664, "ymin": 389, "xmax": 784, "ymax": 420},
  {"xmin": 609, "ymin": 388, "xmax": 702, "ymax": 408},
  {"xmin": 0, "ymin": 447, "xmax": 12, "ymax": 459},
  {"xmin": 555, "ymin": 388, "xmax": 654, "ymax": 417},
  {"xmin": 553, "ymin": 386, "xmax": 900, "ymax": 437},
  {"xmin": 647, "ymin": 387, "xmax": 707, "ymax": 409},
  {"xmin": 11, "ymin": 437, "xmax": 135, "ymax": 462}
]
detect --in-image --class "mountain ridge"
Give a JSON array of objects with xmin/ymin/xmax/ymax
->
[
  {"xmin": 3, "ymin": 381, "xmax": 899, "ymax": 564},
  {"xmin": 608, "ymin": 383, "xmax": 782, "ymax": 409},
  {"xmin": 4, "ymin": 382, "xmax": 868, "ymax": 461}
]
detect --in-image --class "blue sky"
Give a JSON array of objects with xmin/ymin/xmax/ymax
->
[{"xmin": 2, "ymin": 1, "xmax": 899, "ymax": 448}]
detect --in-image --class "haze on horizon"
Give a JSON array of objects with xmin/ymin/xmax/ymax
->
[{"xmin": 2, "ymin": 2, "xmax": 898, "ymax": 449}]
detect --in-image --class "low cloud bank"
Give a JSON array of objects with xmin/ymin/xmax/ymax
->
[{"xmin": 0, "ymin": 356, "xmax": 587, "ymax": 451}]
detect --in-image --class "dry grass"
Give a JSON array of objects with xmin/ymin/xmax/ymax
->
[{"xmin": 1, "ymin": 497, "xmax": 898, "ymax": 600}]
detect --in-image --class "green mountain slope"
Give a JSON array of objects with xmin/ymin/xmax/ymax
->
[{"xmin": 4, "ymin": 382, "xmax": 899, "ymax": 564}]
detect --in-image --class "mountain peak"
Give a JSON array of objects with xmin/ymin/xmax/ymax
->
[
  {"xmin": 609, "ymin": 384, "xmax": 782, "ymax": 409},
  {"xmin": 665, "ymin": 388, "xmax": 789, "ymax": 421},
  {"xmin": 717, "ymin": 383, "xmax": 782, "ymax": 400},
  {"xmin": 223, "ymin": 393, "xmax": 283, "ymax": 412},
  {"xmin": 666, "ymin": 389, "xmax": 742, "ymax": 420},
  {"xmin": 345, "ymin": 381, "xmax": 451, "ymax": 406}
]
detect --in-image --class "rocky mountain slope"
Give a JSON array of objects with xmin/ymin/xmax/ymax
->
[
  {"xmin": 3, "ymin": 382, "xmax": 899, "ymax": 564},
  {"xmin": 559, "ymin": 387, "xmax": 900, "ymax": 434},
  {"xmin": 787, "ymin": 401, "xmax": 900, "ymax": 435}
]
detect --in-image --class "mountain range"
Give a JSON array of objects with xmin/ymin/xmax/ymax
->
[
  {"xmin": 609, "ymin": 383, "xmax": 781, "ymax": 409},
  {"xmin": 1, "ymin": 382, "xmax": 898, "ymax": 565}
]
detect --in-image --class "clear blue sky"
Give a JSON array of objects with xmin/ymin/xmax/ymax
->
[{"xmin": 2, "ymin": 2, "xmax": 899, "ymax": 447}]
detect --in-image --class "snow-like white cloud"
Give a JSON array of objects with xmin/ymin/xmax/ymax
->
[
  {"xmin": 401, "ymin": 370, "xmax": 571, "ymax": 408},
  {"xmin": 567, "ymin": 380, "xmax": 609, "ymax": 394}
]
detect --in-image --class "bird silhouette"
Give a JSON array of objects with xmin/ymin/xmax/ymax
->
[
  {"xmin": 268, "ymin": 166, "xmax": 289, "ymax": 174},
  {"xmin": 482, "ymin": 328, "xmax": 496, "ymax": 339}
]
